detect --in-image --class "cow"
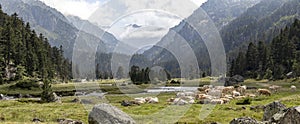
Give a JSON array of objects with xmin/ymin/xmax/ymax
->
[
  {"xmin": 196, "ymin": 94, "xmax": 211, "ymax": 100},
  {"xmin": 291, "ymin": 85, "xmax": 297, "ymax": 92},
  {"xmin": 222, "ymin": 86, "xmax": 235, "ymax": 94},
  {"xmin": 232, "ymin": 90, "xmax": 241, "ymax": 97},
  {"xmin": 145, "ymin": 97, "xmax": 159, "ymax": 103},
  {"xmin": 220, "ymin": 98, "xmax": 231, "ymax": 104},
  {"xmin": 269, "ymin": 85, "xmax": 281, "ymax": 92},
  {"xmin": 207, "ymin": 89, "xmax": 222, "ymax": 97},
  {"xmin": 257, "ymin": 89, "xmax": 271, "ymax": 96},
  {"xmin": 134, "ymin": 97, "xmax": 146, "ymax": 104},
  {"xmin": 210, "ymin": 99, "xmax": 224, "ymax": 104},
  {"xmin": 237, "ymin": 85, "xmax": 247, "ymax": 95}
]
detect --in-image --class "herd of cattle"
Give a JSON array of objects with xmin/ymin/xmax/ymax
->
[{"xmin": 122, "ymin": 84, "xmax": 298, "ymax": 106}]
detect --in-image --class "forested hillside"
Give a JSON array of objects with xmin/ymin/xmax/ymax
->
[
  {"xmin": 230, "ymin": 19, "xmax": 300, "ymax": 80},
  {"xmin": 0, "ymin": 6, "xmax": 71, "ymax": 83},
  {"xmin": 143, "ymin": 0, "xmax": 260, "ymax": 77}
]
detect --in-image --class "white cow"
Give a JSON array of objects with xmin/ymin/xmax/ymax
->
[
  {"xmin": 134, "ymin": 97, "xmax": 146, "ymax": 104},
  {"xmin": 232, "ymin": 90, "xmax": 241, "ymax": 97},
  {"xmin": 291, "ymin": 85, "xmax": 297, "ymax": 92}
]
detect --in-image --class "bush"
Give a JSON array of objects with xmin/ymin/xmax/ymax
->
[
  {"xmin": 41, "ymin": 79, "xmax": 55, "ymax": 103},
  {"xmin": 11, "ymin": 79, "xmax": 39, "ymax": 90},
  {"xmin": 170, "ymin": 80, "xmax": 180, "ymax": 84},
  {"xmin": 236, "ymin": 98, "xmax": 252, "ymax": 105}
]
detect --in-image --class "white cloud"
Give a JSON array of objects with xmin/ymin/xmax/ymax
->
[
  {"xmin": 39, "ymin": 0, "xmax": 207, "ymax": 50},
  {"xmin": 39, "ymin": 0, "xmax": 103, "ymax": 20},
  {"xmin": 89, "ymin": 0, "xmax": 207, "ymax": 26}
]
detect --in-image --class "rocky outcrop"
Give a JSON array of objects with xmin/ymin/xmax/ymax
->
[
  {"xmin": 88, "ymin": 103, "xmax": 136, "ymax": 124},
  {"xmin": 263, "ymin": 101, "xmax": 287, "ymax": 121},
  {"xmin": 230, "ymin": 117, "xmax": 259, "ymax": 124},
  {"xmin": 222, "ymin": 75, "xmax": 244, "ymax": 86},
  {"xmin": 233, "ymin": 101, "xmax": 300, "ymax": 124},
  {"xmin": 277, "ymin": 106, "xmax": 300, "ymax": 124}
]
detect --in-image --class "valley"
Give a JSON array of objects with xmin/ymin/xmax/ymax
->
[{"xmin": 0, "ymin": 0, "xmax": 300, "ymax": 123}]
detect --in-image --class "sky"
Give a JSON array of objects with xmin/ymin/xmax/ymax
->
[
  {"xmin": 39, "ymin": 0, "xmax": 208, "ymax": 50},
  {"xmin": 39, "ymin": 0, "xmax": 207, "ymax": 20}
]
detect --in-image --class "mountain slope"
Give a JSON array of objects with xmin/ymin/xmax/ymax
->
[
  {"xmin": 0, "ymin": 0, "xmax": 106, "ymax": 58},
  {"xmin": 221, "ymin": 0, "xmax": 292, "ymax": 51},
  {"xmin": 143, "ymin": 0, "xmax": 260, "ymax": 77},
  {"xmin": 66, "ymin": 15, "xmax": 119, "ymax": 53}
]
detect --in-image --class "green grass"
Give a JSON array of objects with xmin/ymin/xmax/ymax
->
[
  {"xmin": 0, "ymin": 90, "xmax": 300, "ymax": 123},
  {"xmin": 0, "ymin": 78, "xmax": 300, "ymax": 123}
]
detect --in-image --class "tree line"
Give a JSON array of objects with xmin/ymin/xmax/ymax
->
[
  {"xmin": 129, "ymin": 65, "xmax": 171, "ymax": 84},
  {"xmin": 0, "ymin": 6, "xmax": 71, "ymax": 83},
  {"xmin": 230, "ymin": 19, "xmax": 300, "ymax": 80}
]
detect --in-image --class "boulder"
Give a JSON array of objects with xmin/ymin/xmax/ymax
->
[
  {"xmin": 230, "ymin": 117, "xmax": 259, "ymax": 124},
  {"xmin": 71, "ymin": 98, "xmax": 81, "ymax": 103},
  {"xmin": 80, "ymin": 99, "xmax": 94, "ymax": 104},
  {"xmin": 58, "ymin": 118, "xmax": 83, "ymax": 124},
  {"xmin": 121, "ymin": 100, "xmax": 132, "ymax": 107},
  {"xmin": 232, "ymin": 75, "xmax": 244, "ymax": 82},
  {"xmin": 263, "ymin": 101, "xmax": 287, "ymax": 121},
  {"xmin": 223, "ymin": 75, "xmax": 244, "ymax": 86},
  {"xmin": 278, "ymin": 106, "xmax": 300, "ymax": 124},
  {"xmin": 53, "ymin": 92, "xmax": 61, "ymax": 103},
  {"xmin": 89, "ymin": 103, "xmax": 136, "ymax": 124},
  {"xmin": 32, "ymin": 117, "xmax": 43, "ymax": 123},
  {"xmin": 0, "ymin": 94, "xmax": 4, "ymax": 100}
]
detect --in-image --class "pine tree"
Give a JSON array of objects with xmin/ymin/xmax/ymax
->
[
  {"xmin": 257, "ymin": 41, "xmax": 268, "ymax": 79},
  {"xmin": 41, "ymin": 79, "xmax": 54, "ymax": 103},
  {"xmin": 116, "ymin": 66, "xmax": 125, "ymax": 79},
  {"xmin": 246, "ymin": 42, "xmax": 258, "ymax": 78}
]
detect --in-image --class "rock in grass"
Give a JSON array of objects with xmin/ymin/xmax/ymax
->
[
  {"xmin": 71, "ymin": 98, "xmax": 81, "ymax": 103},
  {"xmin": 278, "ymin": 106, "xmax": 300, "ymax": 124},
  {"xmin": 230, "ymin": 117, "xmax": 259, "ymax": 124},
  {"xmin": 58, "ymin": 118, "xmax": 83, "ymax": 124},
  {"xmin": 263, "ymin": 101, "xmax": 287, "ymax": 121},
  {"xmin": 89, "ymin": 103, "xmax": 135, "ymax": 124},
  {"xmin": 0, "ymin": 94, "xmax": 4, "ymax": 100},
  {"xmin": 32, "ymin": 117, "xmax": 43, "ymax": 123}
]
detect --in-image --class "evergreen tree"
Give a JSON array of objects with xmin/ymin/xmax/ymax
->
[
  {"xmin": 41, "ymin": 79, "xmax": 54, "ymax": 103},
  {"xmin": 257, "ymin": 41, "xmax": 268, "ymax": 79},
  {"xmin": 0, "ymin": 7, "xmax": 71, "ymax": 82},
  {"xmin": 116, "ymin": 66, "xmax": 125, "ymax": 79},
  {"xmin": 245, "ymin": 42, "xmax": 259, "ymax": 78}
]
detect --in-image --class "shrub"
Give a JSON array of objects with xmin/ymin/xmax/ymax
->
[
  {"xmin": 170, "ymin": 80, "xmax": 180, "ymax": 84},
  {"xmin": 41, "ymin": 79, "xmax": 55, "ymax": 103},
  {"xmin": 11, "ymin": 79, "xmax": 39, "ymax": 90},
  {"xmin": 236, "ymin": 98, "xmax": 252, "ymax": 105}
]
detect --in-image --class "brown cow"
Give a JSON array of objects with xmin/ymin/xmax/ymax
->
[{"xmin": 257, "ymin": 89, "xmax": 271, "ymax": 96}]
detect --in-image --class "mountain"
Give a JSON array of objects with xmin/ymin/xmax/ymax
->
[
  {"xmin": 201, "ymin": 0, "xmax": 261, "ymax": 29},
  {"xmin": 66, "ymin": 15, "xmax": 119, "ymax": 53},
  {"xmin": 67, "ymin": 15, "xmax": 140, "ymax": 54},
  {"xmin": 143, "ymin": 0, "xmax": 300, "ymax": 77},
  {"xmin": 0, "ymin": 0, "xmax": 107, "ymax": 59},
  {"xmin": 143, "ymin": 0, "xmax": 260, "ymax": 77},
  {"xmin": 0, "ymin": 7, "xmax": 71, "ymax": 82},
  {"xmin": 222, "ymin": 0, "xmax": 300, "ymax": 52}
]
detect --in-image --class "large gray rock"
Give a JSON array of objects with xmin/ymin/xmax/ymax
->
[
  {"xmin": 263, "ymin": 101, "xmax": 287, "ymax": 121},
  {"xmin": 52, "ymin": 92, "xmax": 61, "ymax": 103},
  {"xmin": 230, "ymin": 117, "xmax": 259, "ymax": 124},
  {"xmin": 278, "ymin": 106, "xmax": 300, "ymax": 124},
  {"xmin": 222, "ymin": 75, "xmax": 244, "ymax": 86},
  {"xmin": 88, "ymin": 103, "xmax": 135, "ymax": 124}
]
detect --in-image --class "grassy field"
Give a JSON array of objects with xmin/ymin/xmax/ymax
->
[{"xmin": 0, "ymin": 78, "xmax": 299, "ymax": 123}]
